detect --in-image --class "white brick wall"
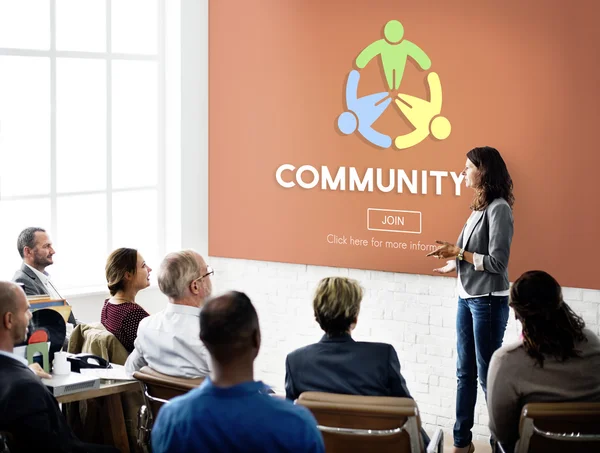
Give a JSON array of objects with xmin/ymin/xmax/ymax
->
[{"xmin": 209, "ymin": 256, "xmax": 600, "ymax": 442}]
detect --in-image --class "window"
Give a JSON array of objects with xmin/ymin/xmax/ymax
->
[{"xmin": 0, "ymin": 0, "xmax": 169, "ymax": 292}]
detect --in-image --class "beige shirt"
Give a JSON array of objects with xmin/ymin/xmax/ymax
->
[{"xmin": 487, "ymin": 328, "xmax": 600, "ymax": 449}]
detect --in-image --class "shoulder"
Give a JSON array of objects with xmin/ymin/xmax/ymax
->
[
  {"xmin": 354, "ymin": 340, "xmax": 395, "ymax": 354},
  {"xmin": 268, "ymin": 396, "xmax": 319, "ymax": 426},
  {"xmin": 156, "ymin": 386, "xmax": 206, "ymax": 422},
  {"xmin": 487, "ymin": 198, "xmax": 511, "ymax": 213},
  {"xmin": 123, "ymin": 303, "xmax": 149, "ymax": 318},
  {"xmin": 137, "ymin": 311, "xmax": 157, "ymax": 331},
  {"xmin": 12, "ymin": 269, "xmax": 28, "ymax": 281},
  {"xmin": 287, "ymin": 343, "xmax": 318, "ymax": 362},
  {"xmin": 355, "ymin": 340, "xmax": 393, "ymax": 349},
  {"xmin": 582, "ymin": 329, "xmax": 600, "ymax": 349},
  {"xmin": 492, "ymin": 339, "xmax": 525, "ymax": 364}
]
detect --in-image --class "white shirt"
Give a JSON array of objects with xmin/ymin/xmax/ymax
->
[
  {"xmin": 0, "ymin": 349, "xmax": 29, "ymax": 366},
  {"xmin": 25, "ymin": 264, "xmax": 62, "ymax": 300},
  {"xmin": 456, "ymin": 212, "xmax": 510, "ymax": 299},
  {"xmin": 125, "ymin": 302, "xmax": 211, "ymax": 378}
]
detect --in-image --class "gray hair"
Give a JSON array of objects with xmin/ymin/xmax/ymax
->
[
  {"xmin": 17, "ymin": 227, "xmax": 46, "ymax": 258},
  {"xmin": 158, "ymin": 250, "xmax": 203, "ymax": 299}
]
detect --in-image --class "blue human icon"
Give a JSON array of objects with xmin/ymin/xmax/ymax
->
[{"xmin": 337, "ymin": 70, "xmax": 392, "ymax": 148}]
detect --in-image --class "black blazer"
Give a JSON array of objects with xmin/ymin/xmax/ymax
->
[
  {"xmin": 0, "ymin": 354, "xmax": 113, "ymax": 453},
  {"xmin": 285, "ymin": 334, "xmax": 412, "ymax": 401}
]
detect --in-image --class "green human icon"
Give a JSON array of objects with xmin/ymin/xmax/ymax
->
[{"xmin": 355, "ymin": 20, "xmax": 431, "ymax": 91}]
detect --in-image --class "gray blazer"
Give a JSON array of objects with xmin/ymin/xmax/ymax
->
[
  {"xmin": 12, "ymin": 263, "xmax": 76, "ymax": 325},
  {"xmin": 12, "ymin": 263, "xmax": 48, "ymax": 296},
  {"xmin": 457, "ymin": 198, "xmax": 513, "ymax": 295}
]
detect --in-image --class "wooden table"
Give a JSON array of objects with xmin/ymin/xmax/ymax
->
[{"xmin": 58, "ymin": 380, "xmax": 141, "ymax": 453}]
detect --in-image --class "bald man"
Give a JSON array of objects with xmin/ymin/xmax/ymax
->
[
  {"xmin": 0, "ymin": 281, "xmax": 116, "ymax": 453},
  {"xmin": 151, "ymin": 291, "xmax": 325, "ymax": 453}
]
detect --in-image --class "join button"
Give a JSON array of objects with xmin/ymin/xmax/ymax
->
[{"xmin": 367, "ymin": 208, "xmax": 422, "ymax": 234}]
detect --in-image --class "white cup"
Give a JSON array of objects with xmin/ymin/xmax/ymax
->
[{"xmin": 53, "ymin": 351, "xmax": 71, "ymax": 375}]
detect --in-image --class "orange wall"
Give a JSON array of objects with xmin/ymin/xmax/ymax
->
[{"xmin": 209, "ymin": 0, "xmax": 600, "ymax": 290}]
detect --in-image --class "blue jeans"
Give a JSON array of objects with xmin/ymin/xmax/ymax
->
[{"xmin": 453, "ymin": 296, "xmax": 509, "ymax": 448}]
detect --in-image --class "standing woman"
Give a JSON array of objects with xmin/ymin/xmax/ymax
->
[{"xmin": 427, "ymin": 146, "xmax": 514, "ymax": 453}]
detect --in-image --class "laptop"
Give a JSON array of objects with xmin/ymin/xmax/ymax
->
[{"xmin": 42, "ymin": 372, "xmax": 101, "ymax": 397}]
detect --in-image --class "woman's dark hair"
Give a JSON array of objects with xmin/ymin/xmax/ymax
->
[
  {"xmin": 105, "ymin": 248, "xmax": 138, "ymax": 296},
  {"xmin": 510, "ymin": 270, "xmax": 587, "ymax": 367},
  {"xmin": 467, "ymin": 146, "xmax": 514, "ymax": 210}
]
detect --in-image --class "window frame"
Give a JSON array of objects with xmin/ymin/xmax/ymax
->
[{"xmin": 0, "ymin": 0, "xmax": 168, "ymax": 293}]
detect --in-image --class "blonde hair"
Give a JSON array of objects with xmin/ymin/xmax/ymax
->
[
  {"xmin": 158, "ymin": 250, "xmax": 202, "ymax": 299},
  {"xmin": 313, "ymin": 277, "xmax": 363, "ymax": 336}
]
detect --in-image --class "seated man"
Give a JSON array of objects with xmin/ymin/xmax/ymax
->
[
  {"xmin": 151, "ymin": 291, "xmax": 325, "ymax": 453},
  {"xmin": 0, "ymin": 281, "xmax": 115, "ymax": 453},
  {"xmin": 125, "ymin": 250, "xmax": 212, "ymax": 378},
  {"xmin": 488, "ymin": 270, "xmax": 600, "ymax": 452},
  {"xmin": 285, "ymin": 276, "xmax": 429, "ymax": 446},
  {"xmin": 12, "ymin": 227, "xmax": 76, "ymax": 325}
]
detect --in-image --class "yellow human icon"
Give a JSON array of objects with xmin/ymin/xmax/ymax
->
[{"xmin": 393, "ymin": 72, "xmax": 451, "ymax": 149}]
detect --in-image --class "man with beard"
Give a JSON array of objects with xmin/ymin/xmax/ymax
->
[{"xmin": 12, "ymin": 227, "xmax": 76, "ymax": 325}]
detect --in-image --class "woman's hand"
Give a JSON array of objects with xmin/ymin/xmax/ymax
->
[
  {"xmin": 427, "ymin": 240, "xmax": 461, "ymax": 260},
  {"xmin": 433, "ymin": 260, "xmax": 457, "ymax": 274}
]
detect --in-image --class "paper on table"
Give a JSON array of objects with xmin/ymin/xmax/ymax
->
[{"xmin": 80, "ymin": 364, "xmax": 135, "ymax": 381}]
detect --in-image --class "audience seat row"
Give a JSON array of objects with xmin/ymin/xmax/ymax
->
[{"xmin": 131, "ymin": 366, "xmax": 600, "ymax": 453}]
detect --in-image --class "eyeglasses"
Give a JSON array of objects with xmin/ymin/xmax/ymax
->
[{"xmin": 193, "ymin": 265, "xmax": 214, "ymax": 284}]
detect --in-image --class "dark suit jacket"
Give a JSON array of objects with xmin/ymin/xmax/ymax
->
[
  {"xmin": 285, "ymin": 334, "xmax": 412, "ymax": 401},
  {"xmin": 0, "ymin": 354, "xmax": 113, "ymax": 453},
  {"xmin": 12, "ymin": 263, "xmax": 76, "ymax": 325},
  {"xmin": 285, "ymin": 334, "xmax": 430, "ymax": 447}
]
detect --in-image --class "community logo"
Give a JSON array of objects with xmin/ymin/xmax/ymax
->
[{"xmin": 337, "ymin": 19, "xmax": 451, "ymax": 150}]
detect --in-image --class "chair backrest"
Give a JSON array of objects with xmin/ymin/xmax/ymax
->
[
  {"xmin": 517, "ymin": 402, "xmax": 600, "ymax": 453},
  {"xmin": 296, "ymin": 392, "xmax": 423, "ymax": 453},
  {"xmin": 133, "ymin": 366, "xmax": 204, "ymax": 419}
]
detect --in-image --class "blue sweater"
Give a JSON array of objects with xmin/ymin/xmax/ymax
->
[{"xmin": 151, "ymin": 378, "xmax": 325, "ymax": 453}]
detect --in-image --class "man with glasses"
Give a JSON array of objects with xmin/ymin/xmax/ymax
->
[{"xmin": 125, "ymin": 250, "xmax": 214, "ymax": 378}]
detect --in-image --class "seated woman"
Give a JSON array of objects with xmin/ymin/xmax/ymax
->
[
  {"xmin": 488, "ymin": 270, "xmax": 600, "ymax": 451},
  {"xmin": 100, "ymin": 248, "xmax": 152, "ymax": 353},
  {"xmin": 285, "ymin": 276, "xmax": 412, "ymax": 399},
  {"xmin": 286, "ymin": 276, "xmax": 429, "ymax": 445}
]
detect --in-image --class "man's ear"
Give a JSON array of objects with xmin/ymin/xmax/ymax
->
[
  {"xmin": 22, "ymin": 246, "xmax": 32, "ymax": 258},
  {"xmin": 2, "ymin": 312, "xmax": 12, "ymax": 330},
  {"xmin": 191, "ymin": 278, "xmax": 204, "ymax": 296},
  {"xmin": 252, "ymin": 328, "xmax": 261, "ymax": 351}
]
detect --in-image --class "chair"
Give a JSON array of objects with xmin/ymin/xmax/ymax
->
[
  {"xmin": 513, "ymin": 402, "xmax": 600, "ymax": 453},
  {"xmin": 133, "ymin": 366, "xmax": 204, "ymax": 452},
  {"xmin": 296, "ymin": 392, "xmax": 444, "ymax": 453}
]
